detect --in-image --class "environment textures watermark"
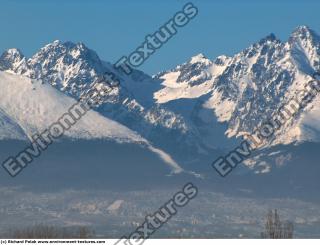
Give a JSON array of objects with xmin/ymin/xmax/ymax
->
[
  {"xmin": 2, "ymin": 2, "xmax": 199, "ymax": 177},
  {"xmin": 115, "ymin": 182, "xmax": 198, "ymax": 245},
  {"xmin": 213, "ymin": 72, "xmax": 320, "ymax": 177}
]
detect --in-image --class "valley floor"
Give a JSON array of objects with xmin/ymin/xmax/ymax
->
[{"xmin": 0, "ymin": 187, "xmax": 320, "ymax": 238}]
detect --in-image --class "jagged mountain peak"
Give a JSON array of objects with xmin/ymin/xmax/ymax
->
[
  {"xmin": 43, "ymin": 39, "xmax": 85, "ymax": 49},
  {"xmin": 156, "ymin": 53, "xmax": 213, "ymax": 87},
  {"xmin": 291, "ymin": 25, "xmax": 317, "ymax": 38},
  {"xmin": 213, "ymin": 55, "xmax": 231, "ymax": 66},
  {"xmin": 239, "ymin": 33, "xmax": 283, "ymax": 61},
  {"xmin": 247, "ymin": 33, "xmax": 281, "ymax": 51},
  {"xmin": 189, "ymin": 53, "xmax": 211, "ymax": 65},
  {"xmin": 259, "ymin": 33, "xmax": 279, "ymax": 44},
  {"xmin": 0, "ymin": 48, "xmax": 25, "ymax": 71},
  {"xmin": 19, "ymin": 40, "xmax": 105, "ymax": 97},
  {"xmin": 288, "ymin": 26, "xmax": 320, "ymax": 72},
  {"xmin": 33, "ymin": 40, "xmax": 102, "ymax": 65},
  {"xmin": 289, "ymin": 25, "xmax": 320, "ymax": 46},
  {"xmin": 2, "ymin": 48, "xmax": 24, "ymax": 57}
]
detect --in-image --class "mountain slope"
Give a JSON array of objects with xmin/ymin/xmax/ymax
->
[
  {"xmin": 0, "ymin": 71, "xmax": 144, "ymax": 142},
  {"xmin": 0, "ymin": 71, "xmax": 183, "ymax": 173},
  {"xmin": 0, "ymin": 108, "xmax": 26, "ymax": 140}
]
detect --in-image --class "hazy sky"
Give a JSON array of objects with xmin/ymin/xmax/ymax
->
[{"xmin": 1, "ymin": 0, "xmax": 320, "ymax": 75}]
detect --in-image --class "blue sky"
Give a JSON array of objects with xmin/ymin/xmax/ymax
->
[{"xmin": 1, "ymin": 0, "xmax": 320, "ymax": 75}]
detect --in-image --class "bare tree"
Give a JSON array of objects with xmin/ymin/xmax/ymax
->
[{"xmin": 261, "ymin": 209, "xmax": 294, "ymax": 238}]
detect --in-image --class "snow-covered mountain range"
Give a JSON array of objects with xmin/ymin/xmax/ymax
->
[
  {"xmin": 155, "ymin": 26, "xmax": 320, "ymax": 147},
  {"xmin": 1, "ymin": 25, "xmax": 320, "ymax": 174}
]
